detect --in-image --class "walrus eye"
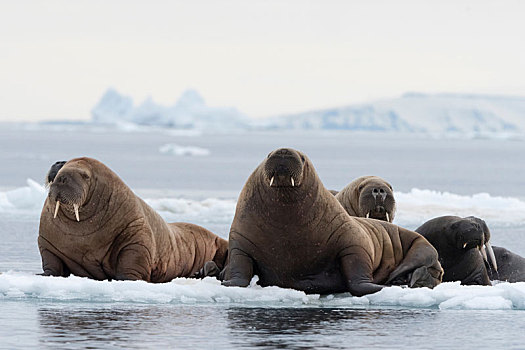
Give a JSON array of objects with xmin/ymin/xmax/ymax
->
[{"xmin": 80, "ymin": 173, "xmax": 90, "ymax": 180}]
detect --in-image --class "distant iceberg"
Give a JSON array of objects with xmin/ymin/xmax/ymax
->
[
  {"xmin": 91, "ymin": 89, "xmax": 525, "ymax": 135},
  {"xmin": 91, "ymin": 88, "xmax": 250, "ymax": 130}
]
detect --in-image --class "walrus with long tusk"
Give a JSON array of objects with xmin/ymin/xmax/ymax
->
[
  {"xmin": 415, "ymin": 216, "xmax": 498, "ymax": 285},
  {"xmin": 335, "ymin": 176, "xmax": 396, "ymax": 223},
  {"xmin": 39, "ymin": 157, "xmax": 228, "ymax": 282},
  {"xmin": 222, "ymin": 148, "xmax": 443, "ymax": 296}
]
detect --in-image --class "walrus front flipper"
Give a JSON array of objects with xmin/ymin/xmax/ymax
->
[
  {"xmin": 340, "ymin": 252, "xmax": 383, "ymax": 297},
  {"xmin": 115, "ymin": 244, "xmax": 153, "ymax": 281},
  {"xmin": 39, "ymin": 248, "xmax": 70, "ymax": 277},
  {"xmin": 222, "ymin": 248, "xmax": 253, "ymax": 287}
]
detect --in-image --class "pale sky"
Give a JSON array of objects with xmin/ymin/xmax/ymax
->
[{"xmin": 1, "ymin": 0, "xmax": 525, "ymax": 121}]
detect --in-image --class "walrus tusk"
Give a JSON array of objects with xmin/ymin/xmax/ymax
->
[
  {"xmin": 291, "ymin": 178, "xmax": 294, "ymax": 187},
  {"xmin": 366, "ymin": 212, "xmax": 370, "ymax": 218},
  {"xmin": 485, "ymin": 242, "xmax": 498, "ymax": 272},
  {"xmin": 73, "ymin": 204, "xmax": 80, "ymax": 222},
  {"xmin": 270, "ymin": 177, "xmax": 274, "ymax": 187},
  {"xmin": 480, "ymin": 245, "xmax": 488, "ymax": 263},
  {"xmin": 386, "ymin": 212, "xmax": 390, "ymax": 222},
  {"xmin": 463, "ymin": 243, "xmax": 467, "ymax": 249},
  {"xmin": 54, "ymin": 201, "xmax": 60, "ymax": 218}
]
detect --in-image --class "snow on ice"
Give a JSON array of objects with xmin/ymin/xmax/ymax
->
[{"xmin": 0, "ymin": 272, "xmax": 524, "ymax": 310}]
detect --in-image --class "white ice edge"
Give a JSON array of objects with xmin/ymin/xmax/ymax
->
[
  {"xmin": 3, "ymin": 179, "xmax": 525, "ymax": 227},
  {"xmin": 0, "ymin": 272, "xmax": 524, "ymax": 310}
]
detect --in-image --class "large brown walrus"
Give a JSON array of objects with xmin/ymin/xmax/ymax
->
[
  {"xmin": 38, "ymin": 158, "xmax": 228, "ymax": 282},
  {"xmin": 335, "ymin": 176, "xmax": 396, "ymax": 223},
  {"xmin": 222, "ymin": 148, "xmax": 443, "ymax": 296}
]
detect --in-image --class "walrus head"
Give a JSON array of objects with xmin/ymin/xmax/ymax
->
[
  {"xmin": 357, "ymin": 177, "xmax": 396, "ymax": 222},
  {"xmin": 47, "ymin": 159, "xmax": 94, "ymax": 222},
  {"xmin": 451, "ymin": 216, "xmax": 497, "ymax": 271},
  {"xmin": 264, "ymin": 148, "xmax": 305, "ymax": 188}
]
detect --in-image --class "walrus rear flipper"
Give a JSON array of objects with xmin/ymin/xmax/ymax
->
[
  {"xmin": 191, "ymin": 261, "xmax": 222, "ymax": 279},
  {"xmin": 385, "ymin": 236, "xmax": 443, "ymax": 289}
]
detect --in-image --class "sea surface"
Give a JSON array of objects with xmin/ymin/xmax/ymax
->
[{"xmin": 0, "ymin": 124, "xmax": 524, "ymax": 349}]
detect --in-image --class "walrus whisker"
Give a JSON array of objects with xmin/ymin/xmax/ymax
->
[
  {"xmin": 486, "ymin": 242, "xmax": 498, "ymax": 272},
  {"xmin": 291, "ymin": 177, "xmax": 294, "ymax": 187},
  {"xmin": 54, "ymin": 201, "xmax": 60, "ymax": 218},
  {"xmin": 73, "ymin": 204, "xmax": 80, "ymax": 222},
  {"xmin": 270, "ymin": 177, "xmax": 274, "ymax": 187}
]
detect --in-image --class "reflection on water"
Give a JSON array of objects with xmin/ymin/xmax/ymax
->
[
  {"xmin": 37, "ymin": 304, "xmax": 229, "ymax": 349},
  {"xmin": 0, "ymin": 303, "xmax": 516, "ymax": 349},
  {"xmin": 226, "ymin": 308, "xmax": 433, "ymax": 349}
]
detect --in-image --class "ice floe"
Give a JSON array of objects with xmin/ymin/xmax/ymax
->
[{"xmin": 0, "ymin": 272, "xmax": 524, "ymax": 310}]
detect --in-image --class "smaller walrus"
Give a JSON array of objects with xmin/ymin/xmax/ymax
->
[
  {"xmin": 222, "ymin": 148, "xmax": 442, "ymax": 296},
  {"xmin": 415, "ymin": 216, "xmax": 498, "ymax": 285},
  {"xmin": 39, "ymin": 157, "xmax": 228, "ymax": 282},
  {"xmin": 486, "ymin": 246, "xmax": 525, "ymax": 282},
  {"xmin": 335, "ymin": 176, "xmax": 396, "ymax": 222}
]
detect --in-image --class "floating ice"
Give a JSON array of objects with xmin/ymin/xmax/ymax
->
[
  {"xmin": 0, "ymin": 179, "xmax": 46, "ymax": 213},
  {"xmin": 159, "ymin": 143, "xmax": 210, "ymax": 157},
  {"xmin": 145, "ymin": 197, "xmax": 236, "ymax": 224},
  {"xmin": 0, "ymin": 272, "xmax": 524, "ymax": 310},
  {"xmin": 394, "ymin": 188, "xmax": 525, "ymax": 227},
  {"xmin": 2, "ymin": 181, "xmax": 525, "ymax": 229}
]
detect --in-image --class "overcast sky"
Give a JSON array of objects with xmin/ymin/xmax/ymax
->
[{"xmin": 1, "ymin": 0, "xmax": 524, "ymax": 121}]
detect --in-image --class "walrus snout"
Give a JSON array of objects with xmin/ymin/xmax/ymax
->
[
  {"xmin": 371, "ymin": 188, "xmax": 387, "ymax": 202},
  {"xmin": 360, "ymin": 185, "xmax": 395, "ymax": 222},
  {"xmin": 265, "ymin": 148, "xmax": 304, "ymax": 188},
  {"xmin": 48, "ymin": 173, "xmax": 86, "ymax": 222}
]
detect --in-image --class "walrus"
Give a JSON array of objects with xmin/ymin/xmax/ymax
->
[
  {"xmin": 222, "ymin": 148, "xmax": 443, "ymax": 296},
  {"xmin": 38, "ymin": 157, "xmax": 228, "ymax": 282},
  {"xmin": 415, "ymin": 216, "xmax": 498, "ymax": 285},
  {"xmin": 335, "ymin": 176, "xmax": 396, "ymax": 223},
  {"xmin": 486, "ymin": 246, "xmax": 525, "ymax": 282}
]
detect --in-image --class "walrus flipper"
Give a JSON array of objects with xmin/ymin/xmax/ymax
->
[
  {"xmin": 115, "ymin": 244, "xmax": 153, "ymax": 281},
  {"xmin": 385, "ymin": 236, "xmax": 443, "ymax": 289},
  {"xmin": 222, "ymin": 247, "xmax": 253, "ymax": 287},
  {"xmin": 191, "ymin": 261, "xmax": 222, "ymax": 279},
  {"xmin": 340, "ymin": 252, "xmax": 383, "ymax": 297},
  {"xmin": 39, "ymin": 248, "xmax": 70, "ymax": 277}
]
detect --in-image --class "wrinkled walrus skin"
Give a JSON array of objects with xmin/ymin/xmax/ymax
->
[
  {"xmin": 415, "ymin": 216, "xmax": 498, "ymax": 285},
  {"xmin": 38, "ymin": 157, "xmax": 228, "ymax": 282},
  {"xmin": 335, "ymin": 176, "xmax": 396, "ymax": 223},
  {"xmin": 222, "ymin": 148, "xmax": 443, "ymax": 296}
]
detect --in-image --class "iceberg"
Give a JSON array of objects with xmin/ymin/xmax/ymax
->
[
  {"xmin": 91, "ymin": 88, "xmax": 249, "ymax": 130},
  {"xmin": 91, "ymin": 89, "xmax": 525, "ymax": 135}
]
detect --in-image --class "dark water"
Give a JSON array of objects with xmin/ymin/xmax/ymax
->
[{"xmin": 1, "ymin": 303, "xmax": 523, "ymax": 349}]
